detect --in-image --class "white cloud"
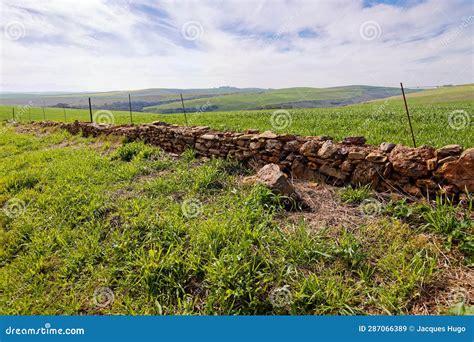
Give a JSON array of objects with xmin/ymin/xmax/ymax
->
[{"xmin": 0, "ymin": 0, "xmax": 472, "ymax": 91}]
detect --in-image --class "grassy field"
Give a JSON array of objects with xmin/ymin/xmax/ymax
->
[
  {"xmin": 143, "ymin": 85, "xmax": 418, "ymax": 112},
  {"xmin": 0, "ymin": 123, "xmax": 472, "ymax": 315},
  {"xmin": 0, "ymin": 85, "xmax": 417, "ymax": 110},
  {"xmin": 374, "ymin": 84, "xmax": 474, "ymax": 104},
  {"xmin": 1, "ymin": 94, "xmax": 472, "ymax": 147}
]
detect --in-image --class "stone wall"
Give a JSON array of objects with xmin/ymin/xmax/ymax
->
[{"xmin": 36, "ymin": 121, "xmax": 473, "ymax": 197}]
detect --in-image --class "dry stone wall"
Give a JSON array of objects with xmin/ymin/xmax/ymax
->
[{"xmin": 36, "ymin": 120, "xmax": 473, "ymax": 197}]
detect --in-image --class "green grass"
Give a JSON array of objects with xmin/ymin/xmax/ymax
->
[
  {"xmin": 1, "ymin": 84, "xmax": 472, "ymax": 147},
  {"xmin": 143, "ymin": 85, "xmax": 414, "ymax": 112},
  {"xmin": 373, "ymin": 84, "xmax": 474, "ymax": 104},
  {"xmin": 0, "ymin": 123, "xmax": 453, "ymax": 315},
  {"xmin": 339, "ymin": 185, "xmax": 373, "ymax": 204},
  {"xmin": 1, "ymin": 97, "xmax": 472, "ymax": 148}
]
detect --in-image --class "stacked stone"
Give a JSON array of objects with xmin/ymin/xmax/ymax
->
[{"xmin": 35, "ymin": 121, "xmax": 473, "ymax": 196}]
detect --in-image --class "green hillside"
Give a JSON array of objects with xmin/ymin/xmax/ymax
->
[
  {"xmin": 372, "ymin": 84, "xmax": 473, "ymax": 105},
  {"xmin": 1, "ymin": 94, "xmax": 472, "ymax": 148},
  {"xmin": 0, "ymin": 87, "xmax": 264, "ymax": 109},
  {"xmin": 144, "ymin": 85, "xmax": 419, "ymax": 113}
]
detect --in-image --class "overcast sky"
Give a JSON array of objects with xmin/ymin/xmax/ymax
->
[{"xmin": 0, "ymin": 0, "xmax": 473, "ymax": 92}]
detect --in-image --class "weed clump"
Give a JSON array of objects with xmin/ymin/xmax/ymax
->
[
  {"xmin": 111, "ymin": 142, "xmax": 159, "ymax": 162},
  {"xmin": 339, "ymin": 184, "xmax": 373, "ymax": 204}
]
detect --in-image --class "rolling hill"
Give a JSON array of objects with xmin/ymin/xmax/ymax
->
[
  {"xmin": 0, "ymin": 85, "xmax": 420, "ymax": 113},
  {"xmin": 370, "ymin": 83, "xmax": 473, "ymax": 105},
  {"xmin": 143, "ymin": 85, "xmax": 421, "ymax": 113}
]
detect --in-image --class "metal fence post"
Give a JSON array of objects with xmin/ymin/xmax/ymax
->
[
  {"xmin": 128, "ymin": 94, "xmax": 133, "ymax": 124},
  {"xmin": 400, "ymin": 83, "xmax": 417, "ymax": 148},
  {"xmin": 89, "ymin": 97, "xmax": 93, "ymax": 122},
  {"xmin": 180, "ymin": 94, "xmax": 188, "ymax": 126}
]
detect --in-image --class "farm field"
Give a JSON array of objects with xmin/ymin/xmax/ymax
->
[
  {"xmin": 1, "ymin": 94, "xmax": 472, "ymax": 148},
  {"xmin": 0, "ymin": 122, "xmax": 472, "ymax": 315},
  {"xmin": 373, "ymin": 84, "xmax": 474, "ymax": 104},
  {"xmin": 142, "ymin": 85, "xmax": 420, "ymax": 112},
  {"xmin": 0, "ymin": 85, "xmax": 419, "ymax": 111}
]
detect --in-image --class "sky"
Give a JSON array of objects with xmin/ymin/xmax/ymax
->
[{"xmin": 0, "ymin": 0, "xmax": 473, "ymax": 92}]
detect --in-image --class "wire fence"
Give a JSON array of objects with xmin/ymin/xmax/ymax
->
[{"xmin": 0, "ymin": 93, "xmax": 181, "ymax": 125}]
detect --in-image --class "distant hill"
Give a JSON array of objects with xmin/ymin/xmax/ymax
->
[
  {"xmin": 0, "ymin": 85, "xmax": 437, "ymax": 113},
  {"xmin": 143, "ymin": 85, "xmax": 422, "ymax": 113},
  {"xmin": 370, "ymin": 84, "xmax": 474, "ymax": 105},
  {"xmin": 0, "ymin": 87, "xmax": 267, "ymax": 111}
]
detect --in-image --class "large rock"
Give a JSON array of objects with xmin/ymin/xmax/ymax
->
[
  {"xmin": 379, "ymin": 142, "xmax": 396, "ymax": 153},
  {"xmin": 319, "ymin": 164, "xmax": 347, "ymax": 180},
  {"xmin": 436, "ymin": 144, "xmax": 463, "ymax": 159},
  {"xmin": 256, "ymin": 163, "xmax": 307, "ymax": 209},
  {"xmin": 299, "ymin": 140, "xmax": 320, "ymax": 157},
  {"xmin": 366, "ymin": 152, "xmax": 387, "ymax": 163},
  {"xmin": 437, "ymin": 148, "xmax": 474, "ymax": 192},
  {"xmin": 258, "ymin": 130, "xmax": 278, "ymax": 139},
  {"xmin": 317, "ymin": 140, "xmax": 338, "ymax": 159},
  {"xmin": 389, "ymin": 145, "xmax": 435, "ymax": 178},
  {"xmin": 348, "ymin": 150, "xmax": 367, "ymax": 160},
  {"xmin": 351, "ymin": 161, "xmax": 385, "ymax": 187},
  {"xmin": 291, "ymin": 159, "xmax": 324, "ymax": 181},
  {"xmin": 342, "ymin": 136, "xmax": 366, "ymax": 145},
  {"xmin": 265, "ymin": 139, "xmax": 283, "ymax": 151},
  {"xmin": 256, "ymin": 163, "xmax": 296, "ymax": 197},
  {"xmin": 283, "ymin": 140, "xmax": 301, "ymax": 152}
]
